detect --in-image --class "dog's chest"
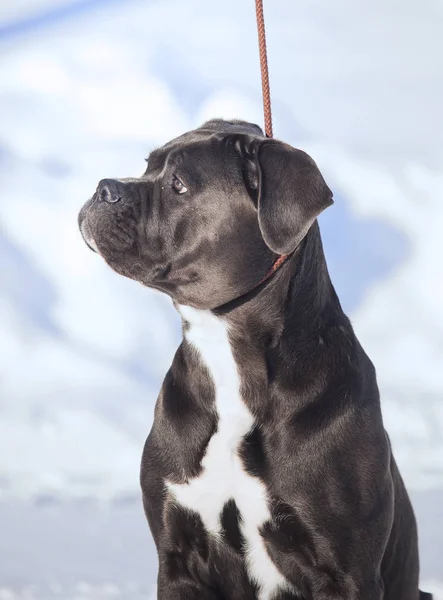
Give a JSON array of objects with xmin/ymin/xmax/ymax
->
[{"xmin": 168, "ymin": 307, "xmax": 290, "ymax": 600}]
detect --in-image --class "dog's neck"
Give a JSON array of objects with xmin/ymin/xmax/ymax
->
[
  {"xmin": 216, "ymin": 221, "xmax": 339, "ymax": 341},
  {"xmin": 178, "ymin": 222, "xmax": 348, "ymax": 418}
]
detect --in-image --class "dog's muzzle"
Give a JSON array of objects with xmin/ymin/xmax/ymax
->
[
  {"xmin": 79, "ymin": 177, "xmax": 144, "ymax": 255},
  {"xmin": 78, "ymin": 179, "xmax": 130, "ymax": 251}
]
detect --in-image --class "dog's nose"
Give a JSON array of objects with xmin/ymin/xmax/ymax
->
[{"xmin": 97, "ymin": 179, "xmax": 123, "ymax": 204}]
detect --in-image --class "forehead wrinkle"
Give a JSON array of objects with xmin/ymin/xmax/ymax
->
[
  {"xmin": 145, "ymin": 148, "xmax": 166, "ymax": 172},
  {"xmin": 148, "ymin": 131, "xmax": 235, "ymax": 168},
  {"xmin": 146, "ymin": 146, "xmax": 184, "ymax": 177},
  {"xmin": 165, "ymin": 149, "xmax": 185, "ymax": 172},
  {"xmin": 147, "ymin": 131, "xmax": 247, "ymax": 182}
]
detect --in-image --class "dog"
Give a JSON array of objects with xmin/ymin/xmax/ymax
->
[{"xmin": 79, "ymin": 119, "xmax": 432, "ymax": 600}]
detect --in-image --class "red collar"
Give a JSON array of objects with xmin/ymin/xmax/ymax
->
[
  {"xmin": 259, "ymin": 253, "xmax": 290, "ymax": 285},
  {"xmin": 215, "ymin": 253, "xmax": 291, "ymax": 312}
]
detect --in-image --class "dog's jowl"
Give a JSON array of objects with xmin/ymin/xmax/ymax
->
[{"xmin": 79, "ymin": 119, "xmax": 431, "ymax": 600}]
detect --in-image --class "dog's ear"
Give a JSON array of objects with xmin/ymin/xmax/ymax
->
[{"xmin": 254, "ymin": 139, "xmax": 333, "ymax": 254}]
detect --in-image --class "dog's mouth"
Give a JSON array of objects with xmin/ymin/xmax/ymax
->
[{"xmin": 78, "ymin": 197, "xmax": 100, "ymax": 253}]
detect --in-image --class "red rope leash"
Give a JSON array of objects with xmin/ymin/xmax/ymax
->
[
  {"xmin": 256, "ymin": 2, "xmax": 291, "ymax": 280},
  {"xmin": 259, "ymin": 253, "xmax": 290, "ymax": 285},
  {"xmin": 255, "ymin": 0, "xmax": 273, "ymax": 138}
]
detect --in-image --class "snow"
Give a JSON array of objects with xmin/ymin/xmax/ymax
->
[{"xmin": 0, "ymin": 0, "xmax": 442, "ymax": 589}]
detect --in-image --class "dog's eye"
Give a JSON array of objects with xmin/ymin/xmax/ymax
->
[{"xmin": 171, "ymin": 176, "xmax": 188, "ymax": 194}]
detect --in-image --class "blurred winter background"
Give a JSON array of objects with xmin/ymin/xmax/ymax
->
[{"xmin": 0, "ymin": 0, "xmax": 442, "ymax": 597}]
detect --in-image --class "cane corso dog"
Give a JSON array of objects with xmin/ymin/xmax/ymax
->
[{"xmin": 79, "ymin": 119, "xmax": 431, "ymax": 600}]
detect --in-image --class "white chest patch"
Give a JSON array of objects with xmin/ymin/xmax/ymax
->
[{"xmin": 167, "ymin": 306, "xmax": 291, "ymax": 600}]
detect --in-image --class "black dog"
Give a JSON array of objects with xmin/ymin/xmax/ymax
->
[{"xmin": 79, "ymin": 120, "xmax": 431, "ymax": 600}]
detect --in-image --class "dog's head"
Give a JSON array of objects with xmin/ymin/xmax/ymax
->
[{"xmin": 78, "ymin": 119, "xmax": 332, "ymax": 309}]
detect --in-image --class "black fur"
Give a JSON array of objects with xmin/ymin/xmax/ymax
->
[{"xmin": 79, "ymin": 119, "xmax": 431, "ymax": 600}]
